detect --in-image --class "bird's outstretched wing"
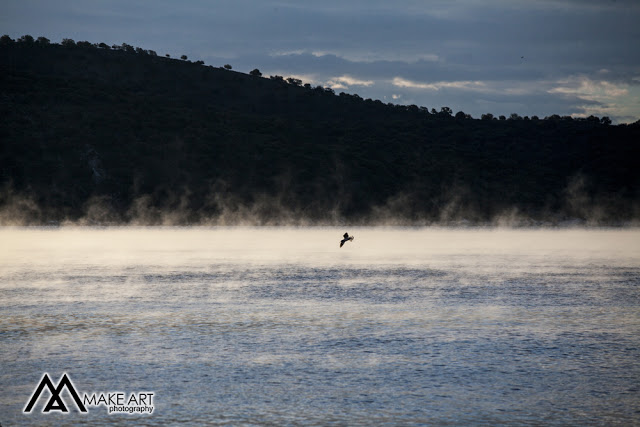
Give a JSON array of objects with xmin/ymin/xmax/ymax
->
[
  {"xmin": 343, "ymin": 232, "xmax": 349, "ymax": 239},
  {"xmin": 340, "ymin": 240, "xmax": 345, "ymax": 248}
]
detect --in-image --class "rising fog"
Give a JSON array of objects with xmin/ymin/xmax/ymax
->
[{"xmin": 1, "ymin": 174, "xmax": 638, "ymax": 227}]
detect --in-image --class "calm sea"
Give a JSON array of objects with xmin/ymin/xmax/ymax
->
[{"xmin": 1, "ymin": 227, "xmax": 639, "ymax": 425}]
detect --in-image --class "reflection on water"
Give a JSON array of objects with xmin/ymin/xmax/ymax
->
[{"xmin": 1, "ymin": 228, "xmax": 639, "ymax": 425}]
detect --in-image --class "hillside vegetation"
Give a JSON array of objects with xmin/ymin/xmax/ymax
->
[{"xmin": 1, "ymin": 36, "xmax": 639, "ymax": 225}]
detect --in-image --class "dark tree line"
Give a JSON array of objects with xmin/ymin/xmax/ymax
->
[{"xmin": 1, "ymin": 36, "xmax": 638, "ymax": 225}]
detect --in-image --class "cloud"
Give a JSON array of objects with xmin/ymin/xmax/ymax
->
[
  {"xmin": 548, "ymin": 75, "xmax": 640, "ymax": 118},
  {"xmin": 549, "ymin": 76, "xmax": 629, "ymax": 99},
  {"xmin": 326, "ymin": 75, "xmax": 374, "ymax": 89},
  {"xmin": 392, "ymin": 77, "xmax": 487, "ymax": 92}
]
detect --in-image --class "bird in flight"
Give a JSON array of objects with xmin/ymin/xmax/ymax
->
[{"xmin": 340, "ymin": 232, "xmax": 354, "ymax": 248}]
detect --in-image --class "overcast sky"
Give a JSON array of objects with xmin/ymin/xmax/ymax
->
[{"xmin": 3, "ymin": 0, "xmax": 640, "ymax": 123}]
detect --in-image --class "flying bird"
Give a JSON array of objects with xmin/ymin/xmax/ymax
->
[{"xmin": 340, "ymin": 232, "xmax": 354, "ymax": 248}]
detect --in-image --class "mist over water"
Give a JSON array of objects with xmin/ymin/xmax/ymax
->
[
  {"xmin": 2, "ymin": 173, "xmax": 639, "ymax": 227},
  {"xmin": 1, "ymin": 227, "xmax": 639, "ymax": 425}
]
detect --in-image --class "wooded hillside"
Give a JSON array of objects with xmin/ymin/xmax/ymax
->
[{"xmin": 1, "ymin": 36, "xmax": 639, "ymax": 225}]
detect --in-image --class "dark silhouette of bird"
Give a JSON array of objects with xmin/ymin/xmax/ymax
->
[{"xmin": 340, "ymin": 232, "xmax": 354, "ymax": 248}]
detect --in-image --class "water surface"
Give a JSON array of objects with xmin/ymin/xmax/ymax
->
[{"xmin": 1, "ymin": 227, "xmax": 639, "ymax": 425}]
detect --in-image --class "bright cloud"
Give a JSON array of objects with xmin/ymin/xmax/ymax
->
[
  {"xmin": 326, "ymin": 75, "xmax": 375, "ymax": 89},
  {"xmin": 392, "ymin": 77, "xmax": 487, "ymax": 91},
  {"xmin": 548, "ymin": 75, "xmax": 637, "ymax": 119},
  {"xmin": 549, "ymin": 75, "xmax": 629, "ymax": 99}
]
